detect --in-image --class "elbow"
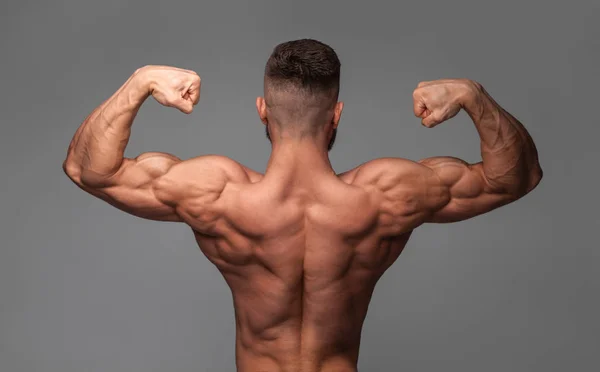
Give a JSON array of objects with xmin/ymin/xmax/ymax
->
[
  {"xmin": 62, "ymin": 158, "xmax": 82, "ymax": 184},
  {"xmin": 512, "ymin": 164, "xmax": 544, "ymax": 199},
  {"xmin": 526, "ymin": 163, "xmax": 543, "ymax": 193},
  {"xmin": 63, "ymin": 157, "xmax": 118, "ymax": 188},
  {"xmin": 490, "ymin": 164, "xmax": 543, "ymax": 200}
]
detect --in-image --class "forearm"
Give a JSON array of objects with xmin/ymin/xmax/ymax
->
[
  {"xmin": 64, "ymin": 70, "xmax": 150, "ymax": 186},
  {"xmin": 462, "ymin": 82, "xmax": 542, "ymax": 195}
]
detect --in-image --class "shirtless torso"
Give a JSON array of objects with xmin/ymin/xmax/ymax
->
[
  {"xmin": 187, "ymin": 155, "xmax": 417, "ymax": 371},
  {"xmin": 64, "ymin": 64, "xmax": 542, "ymax": 371}
]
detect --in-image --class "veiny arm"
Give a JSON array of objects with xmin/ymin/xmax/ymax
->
[
  {"xmin": 417, "ymin": 80, "xmax": 543, "ymax": 223},
  {"xmin": 62, "ymin": 66, "xmax": 201, "ymax": 221},
  {"xmin": 352, "ymin": 79, "xmax": 543, "ymax": 235}
]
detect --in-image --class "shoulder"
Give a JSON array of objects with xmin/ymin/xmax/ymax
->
[
  {"xmin": 169, "ymin": 155, "xmax": 261, "ymax": 182},
  {"xmin": 340, "ymin": 157, "xmax": 447, "ymax": 220},
  {"xmin": 339, "ymin": 157, "xmax": 434, "ymax": 190},
  {"xmin": 339, "ymin": 158, "xmax": 450, "ymax": 234},
  {"xmin": 153, "ymin": 155, "xmax": 262, "ymax": 201}
]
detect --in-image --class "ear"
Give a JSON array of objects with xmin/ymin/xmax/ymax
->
[
  {"xmin": 332, "ymin": 101, "xmax": 344, "ymax": 129},
  {"xmin": 256, "ymin": 97, "xmax": 268, "ymax": 125}
]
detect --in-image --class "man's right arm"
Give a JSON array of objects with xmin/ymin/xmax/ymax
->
[
  {"xmin": 352, "ymin": 79, "xmax": 542, "ymax": 231},
  {"xmin": 417, "ymin": 79, "xmax": 543, "ymax": 223}
]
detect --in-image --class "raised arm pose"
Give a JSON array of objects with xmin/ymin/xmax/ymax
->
[
  {"xmin": 64, "ymin": 40, "xmax": 542, "ymax": 372},
  {"xmin": 63, "ymin": 65, "xmax": 255, "ymax": 227}
]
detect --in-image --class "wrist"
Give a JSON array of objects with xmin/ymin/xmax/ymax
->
[
  {"xmin": 129, "ymin": 66, "xmax": 155, "ymax": 101},
  {"xmin": 456, "ymin": 80, "xmax": 480, "ymax": 105},
  {"xmin": 458, "ymin": 80, "xmax": 488, "ymax": 116}
]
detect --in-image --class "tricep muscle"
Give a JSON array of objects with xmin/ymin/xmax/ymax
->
[
  {"xmin": 71, "ymin": 152, "xmax": 183, "ymax": 222},
  {"xmin": 419, "ymin": 157, "xmax": 516, "ymax": 223},
  {"xmin": 354, "ymin": 157, "xmax": 518, "ymax": 233},
  {"xmin": 67, "ymin": 153, "xmax": 245, "ymax": 226}
]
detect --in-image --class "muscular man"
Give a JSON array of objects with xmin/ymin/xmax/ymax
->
[{"xmin": 63, "ymin": 39, "xmax": 542, "ymax": 371}]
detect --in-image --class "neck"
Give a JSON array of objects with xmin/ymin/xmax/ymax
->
[{"xmin": 265, "ymin": 137, "xmax": 335, "ymax": 180}]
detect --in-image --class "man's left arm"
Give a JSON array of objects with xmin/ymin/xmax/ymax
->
[{"xmin": 63, "ymin": 66, "xmax": 201, "ymax": 221}]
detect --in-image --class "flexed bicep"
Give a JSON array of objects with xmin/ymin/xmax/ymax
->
[
  {"xmin": 419, "ymin": 157, "xmax": 517, "ymax": 223},
  {"xmin": 411, "ymin": 78, "xmax": 542, "ymax": 223},
  {"xmin": 66, "ymin": 152, "xmax": 184, "ymax": 221},
  {"xmin": 63, "ymin": 65, "xmax": 206, "ymax": 222}
]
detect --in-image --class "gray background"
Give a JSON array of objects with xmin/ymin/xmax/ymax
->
[{"xmin": 1, "ymin": 0, "xmax": 598, "ymax": 371}]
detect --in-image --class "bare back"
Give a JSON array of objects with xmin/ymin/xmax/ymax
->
[
  {"xmin": 167, "ymin": 157, "xmax": 439, "ymax": 372},
  {"xmin": 66, "ymin": 149, "xmax": 535, "ymax": 372}
]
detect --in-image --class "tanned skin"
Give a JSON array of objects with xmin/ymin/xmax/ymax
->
[{"xmin": 63, "ymin": 65, "xmax": 542, "ymax": 372}]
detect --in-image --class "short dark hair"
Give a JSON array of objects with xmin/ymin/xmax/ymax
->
[{"xmin": 264, "ymin": 39, "xmax": 340, "ymax": 98}]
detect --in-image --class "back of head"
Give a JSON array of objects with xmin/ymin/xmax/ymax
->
[{"xmin": 264, "ymin": 39, "xmax": 341, "ymax": 130}]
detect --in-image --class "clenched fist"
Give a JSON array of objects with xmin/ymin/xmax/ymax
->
[
  {"xmin": 412, "ymin": 79, "xmax": 479, "ymax": 128},
  {"xmin": 135, "ymin": 65, "xmax": 201, "ymax": 114}
]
